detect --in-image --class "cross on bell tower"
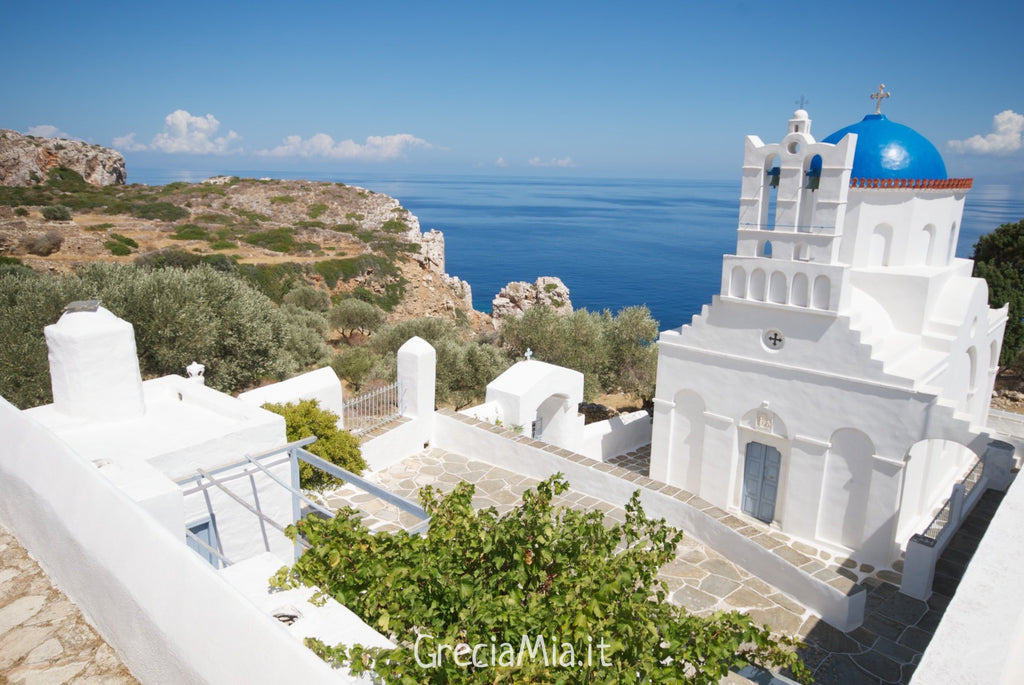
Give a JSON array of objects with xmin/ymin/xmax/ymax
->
[{"xmin": 871, "ymin": 83, "xmax": 890, "ymax": 114}]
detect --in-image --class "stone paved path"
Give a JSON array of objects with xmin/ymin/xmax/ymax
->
[
  {"xmin": 323, "ymin": 444, "xmax": 1006, "ymax": 685},
  {"xmin": 0, "ymin": 524, "xmax": 137, "ymax": 685}
]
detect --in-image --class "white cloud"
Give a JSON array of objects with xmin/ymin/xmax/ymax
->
[
  {"xmin": 948, "ymin": 110, "xmax": 1024, "ymax": 155},
  {"xmin": 112, "ymin": 132, "xmax": 147, "ymax": 152},
  {"xmin": 258, "ymin": 132, "xmax": 433, "ymax": 161},
  {"xmin": 528, "ymin": 156, "xmax": 575, "ymax": 168},
  {"xmin": 149, "ymin": 110, "xmax": 241, "ymax": 154},
  {"xmin": 26, "ymin": 124, "xmax": 73, "ymax": 139},
  {"xmin": 495, "ymin": 157, "xmax": 508, "ymax": 168}
]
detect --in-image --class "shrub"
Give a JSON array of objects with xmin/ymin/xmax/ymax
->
[
  {"xmin": 14, "ymin": 207, "xmax": 28, "ymax": 217},
  {"xmin": 283, "ymin": 285, "xmax": 331, "ymax": 312},
  {"xmin": 275, "ymin": 475, "xmax": 810, "ymax": 683},
  {"xmin": 105, "ymin": 240, "xmax": 132, "ymax": 256},
  {"xmin": 170, "ymin": 224, "xmax": 208, "ymax": 240},
  {"xmin": 208, "ymin": 240, "xmax": 237, "ymax": 250},
  {"xmin": 130, "ymin": 202, "xmax": 189, "ymax": 222},
  {"xmin": 44, "ymin": 167, "xmax": 88, "ymax": 191},
  {"xmin": 380, "ymin": 218, "xmax": 408, "ymax": 234},
  {"xmin": 24, "ymin": 230, "xmax": 64, "ymax": 256},
  {"xmin": 0, "ymin": 256, "xmax": 22, "ymax": 265},
  {"xmin": 86, "ymin": 222, "xmax": 115, "ymax": 231},
  {"xmin": 110, "ymin": 233, "xmax": 138, "ymax": 248},
  {"xmin": 135, "ymin": 249, "xmax": 202, "ymax": 270},
  {"xmin": 199, "ymin": 254, "xmax": 237, "ymax": 272},
  {"xmin": 41, "ymin": 205, "xmax": 71, "ymax": 221},
  {"xmin": 307, "ymin": 203, "xmax": 328, "ymax": 218},
  {"xmin": 275, "ymin": 304, "xmax": 333, "ymax": 378},
  {"xmin": 236, "ymin": 262, "xmax": 306, "ymax": 303},
  {"xmin": 261, "ymin": 399, "xmax": 365, "ymax": 491},
  {"xmin": 270, "ymin": 195, "xmax": 296, "ymax": 204},
  {"xmin": 330, "ymin": 347, "xmax": 377, "ymax": 391},
  {"xmin": 245, "ymin": 227, "xmax": 299, "ymax": 253}
]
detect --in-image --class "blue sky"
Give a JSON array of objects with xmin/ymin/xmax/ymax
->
[{"xmin": 5, "ymin": 0, "xmax": 1023, "ymax": 180}]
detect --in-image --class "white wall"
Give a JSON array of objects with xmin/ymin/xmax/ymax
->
[
  {"xmin": 0, "ymin": 398, "xmax": 351, "ymax": 684},
  {"xmin": 581, "ymin": 410, "xmax": 652, "ymax": 461}
]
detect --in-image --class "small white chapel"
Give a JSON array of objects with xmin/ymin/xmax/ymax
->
[{"xmin": 649, "ymin": 88, "xmax": 1008, "ymax": 568}]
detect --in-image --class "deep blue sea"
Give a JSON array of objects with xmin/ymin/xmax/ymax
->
[{"xmin": 131, "ymin": 169, "xmax": 1024, "ymax": 330}]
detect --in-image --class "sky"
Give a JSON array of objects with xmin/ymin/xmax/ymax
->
[{"xmin": 4, "ymin": 0, "xmax": 1023, "ymax": 181}]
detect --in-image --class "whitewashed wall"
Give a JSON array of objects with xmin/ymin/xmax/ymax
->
[{"xmin": 0, "ymin": 398, "xmax": 352, "ymax": 684}]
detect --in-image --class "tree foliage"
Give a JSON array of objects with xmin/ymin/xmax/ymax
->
[
  {"xmin": 262, "ymin": 399, "xmax": 365, "ymax": 491},
  {"xmin": 370, "ymin": 317, "xmax": 510, "ymax": 410},
  {"xmin": 499, "ymin": 306, "xmax": 659, "ymax": 402},
  {"xmin": 273, "ymin": 474, "xmax": 809, "ymax": 683},
  {"xmin": 973, "ymin": 218, "xmax": 1024, "ymax": 369},
  {"xmin": 329, "ymin": 298, "xmax": 386, "ymax": 341},
  {"xmin": 0, "ymin": 263, "xmax": 328, "ymax": 408}
]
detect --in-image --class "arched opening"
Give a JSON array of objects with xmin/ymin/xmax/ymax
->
[
  {"xmin": 947, "ymin": 222, "xmax": 958, "ymax": 264},
  {"xmin": 794, "ymin": 243, "xmax": 810, "ymax": 261},
  {"xmin": 897, "ymin": 438, "xmax": 977, "ymax": 543},
  {"xmin": 769, "ymin": 271, "xmax": 787, "ymax": 304},
  {"xmin": 791, "ymin": 272, "xmax": 809, "ymax": 307},
  {"xmin": 749, "ymin": 268, "xmax": 767, "ymax": 301},
  {"xmin": 921, "ymin": 224, "xmax": 937, "ymax": 266},
  {"xmin": 798, "ymin": 154, "xmax": 822, "ymax": 233},
  {"xmin": 869, "ymin": 224, "xmax": 893, "ymax": 267},
  {"xmin": 990, "ymin": 340, "xmax": 1001, "ymax": 372},
  {"xmin": 967, "ymin": 346, "xmax": 978, "ymax": 398},
  {"xmin": 812, "ymin": 275, "xmax": 830, "ymax": 309},
  {"xmin": 760, "ymin": 240, "xmax": 773, "ymax": 258},
  {"xmin": 762, "ymin": 155, "xmax": 780, "ymax": 231},
  {"xmin": 730, "ymin": 266, "xmax": 747, "ymax": 298},
  {"xmin": 819, "ymin": 429, "xmax": 874, "ymax": 550},
  {"xmin": 534, "ymin": 393, "xmax": 575, "ymax": 446}
]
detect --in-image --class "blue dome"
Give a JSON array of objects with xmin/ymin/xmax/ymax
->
[{"xmin": 823, "ymin": 114, "xmax": 947, "ymax": 180}]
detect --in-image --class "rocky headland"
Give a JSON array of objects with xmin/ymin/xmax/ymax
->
[{"xmin": 0, "ymin": 129, "xmax": 126, "ymax": 187}]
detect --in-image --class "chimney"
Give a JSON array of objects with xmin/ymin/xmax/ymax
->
[{"xmin": 44, "ymin": 302, "xmax": 146, "ymax": 419}]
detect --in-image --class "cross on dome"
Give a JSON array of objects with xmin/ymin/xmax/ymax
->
[{"xmin": 871, "ymin": 83, "xmax": 891, "ymax": 114}]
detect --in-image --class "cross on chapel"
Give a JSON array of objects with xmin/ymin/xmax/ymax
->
[
  {"xmin": 871, "ymin": 84, "xmax": 890, "ymax": 114},
  {"xmin": 768, "ymin": 332, "xmax": 783, "ymax": 347}
]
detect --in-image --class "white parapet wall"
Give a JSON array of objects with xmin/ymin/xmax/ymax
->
[
  {"xmin": 238, "ymin": 367, "xmax": 347, "ymax": 426},
  {"xmin": 432, "ymin": 410, "xmax": 865, "ymax": 631},
  {"xmin": 581, "ymin": 410, "xmax": 653, "ymax": 461},
  {"xmin": 0, "ymin": 398, "xmax": 356, "ymax": 684}
]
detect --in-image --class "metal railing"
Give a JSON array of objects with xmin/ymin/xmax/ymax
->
[
  {"xmin": 343, "ymin": 380, "xmax": 404, "ymax": 436},
  {"xmin": 177, "ymin": 436, "xmax": 429, "ymax": 568}
]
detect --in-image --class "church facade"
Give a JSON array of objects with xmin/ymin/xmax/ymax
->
[{"xmin": 649, "ymin": 98, "xmax": 1007, "ymax": 567}]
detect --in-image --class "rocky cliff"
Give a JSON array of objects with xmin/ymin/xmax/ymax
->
[
  {"xmin": 491, "ymin": 276, "xmax": 573, "ymax": 325},
  {"xmin": 0, "ymin": 129, "xmax": 126, "ymax": 186}
]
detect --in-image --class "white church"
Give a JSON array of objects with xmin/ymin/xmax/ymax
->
[{"xmin": 649, "ymin": 92, "xmax": 1008, "ymax": 568}]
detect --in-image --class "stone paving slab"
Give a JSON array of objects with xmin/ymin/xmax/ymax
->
[
  {"xmin": 0, "ymin": 523, "xmax": 137, "ymax": 684},
  {"xmin": 324, "ymin": 431, "xmax": 1006, "ymax": 685}
]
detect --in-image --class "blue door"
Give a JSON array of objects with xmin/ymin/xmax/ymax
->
[
  {"xmin": 186, "ymin": 518, "xmax": 220, "ymax": 567},
  {"xmin": 742, "ymin": 442, "xmax": 781, "ymax": 523}
]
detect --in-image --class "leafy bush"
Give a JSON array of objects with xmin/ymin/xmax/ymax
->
[
  {"xmin": 24, "ymin": 230, "xmax": 64, "ymax": 256},
  {"xmin": 261, "ymin": 399, "xmax": 365, "ymax": 490},
  {"xmin": 110, "ymin": 233, "xmax": 138, "ymax": 248},
  {"xmin": 41, "ymin": 205, "xmax": 72, "ymax": 221},
  {"xmin": 232, "ymin": 207, "xmax": 270, "ymax": 223},
  {"xmin": 135, "ymin": 248, "xmax": 202, "ymax": 270},
  {"xmin": 86, "ymin": 222, "xmax": 115, "ymax": 231},
  {"xmin": 236, "ymin": 262, "xmax": 306, "ymax": 303},
  {"xmin": 0, "ymin": 256, "xmax": 22, "ymax": 265},
  {"xmin": 170, "ymin": 224, "xmax": 208, "ymax": 240},
  {"xmin": 974, "ymin": 218, "xmax": 1024, "ymax": 368},
  {"xmin": 307, "ymin": 203, "xmax": 328, "ymax": 218},
  {"xmin": 331, "ymin": 347, "xmax": 377, "ymax": 391},
  {"xmin": 45, "ymin": 167, "xmax": 88, "ymax": 192},
  {"xmin": 270, "ymin": 195, "xmax": 296, "ymax": 204},
  {"xmin": 274, "ymin": 474, "xmax": 809, "ymax": 683},
  {"xmin": 208, "ymin": 240, "xmax": 237, "ymax": 250},
  {"xmin": 380, "ymin": 218, "xmax": 408, "ymax": 234},
  {"xmin": 275, "ymin": 304, "xmax": 333, "ymax": 378},
  {"xmin": 105, "ymin": 240, "xmax": 132, "ymax": 256},
  {"xmin": 245, "ymin": 227, "xmax": 310, "ymax": 253},
  {"xmin": 283, "ymin": 285, "xmax": 331, "ymax": 312},
  {"xmin": 14, "ymin": 207, "xmax": 28, "ymax": 217},
  {"xmin": 199, "ymin": 254, "xmax": 237, "ymax": 272},
  {"xmin": 130, "ymin": 202, "xmax": 189, "ymax": 222}
]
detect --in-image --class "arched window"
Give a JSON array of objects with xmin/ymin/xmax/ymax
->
[
  {"xmin": 760, "ymin": 240, "xmax": 773, "ymax": 258},
  {"xmin": 812, "ymin": 275, "xmax": 830, "ymax": 309},
  {"xmin": 791, "ymin": 272, "xmax": 809, "ymax": 307},
  {"xmin": 769, "ymin": 271, "xmax": 787, "ymax": 304},
  {"xmin": 869, "ymin": 224, "xmax": 893, "ymax": 266},
  {"xmin": 730, "ymin": 266, "xmax": 747, "ymax": 298},
  {"xmin": 750, "ymin": 269, "xmax": 767, "ymax": 301},
  {"xmin": 762, "ymin": 155, "xmax": 780, "ymax": 231}
]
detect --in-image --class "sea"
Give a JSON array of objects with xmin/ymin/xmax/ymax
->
[{"xmin": 131, "ymin": 169, "xmax": 1024, "ymax": 330}]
